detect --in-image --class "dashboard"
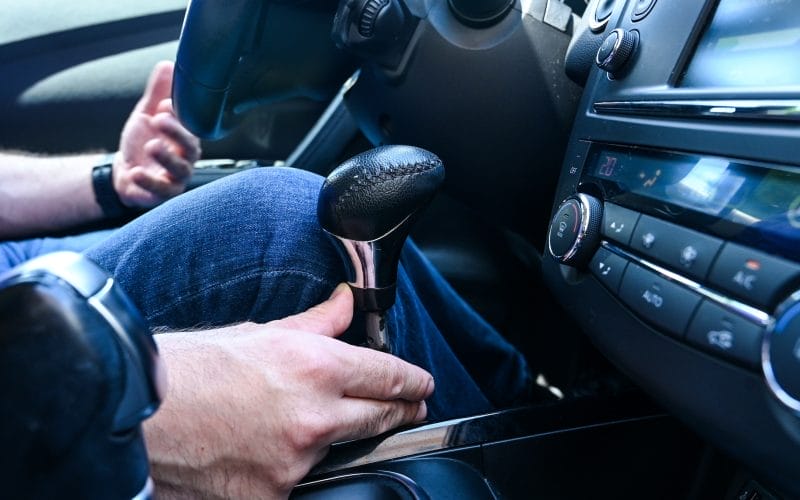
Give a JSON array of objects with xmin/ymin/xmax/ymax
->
[{"xmin": 544, "ymin": 0, "xmax": 800, "ymax": 496}]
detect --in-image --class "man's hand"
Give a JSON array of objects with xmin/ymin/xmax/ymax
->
[
  {"xmin": 145, "ymin": 284, "xmax": 434, "ymax": 500},
  {"xmin": 114, "ymin": 60, "xmax": 201, "ymax": 208}
]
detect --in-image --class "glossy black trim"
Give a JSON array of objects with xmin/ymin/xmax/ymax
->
[{"xmin": 310, "ymin": 391, "xmax": 664, "ymax": 476}]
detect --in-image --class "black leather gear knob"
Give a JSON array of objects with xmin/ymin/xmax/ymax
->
[
  {"xmin": 318, "ymin": 145, "xmax": 445, "ymax": 242},
  {"xmin": 317, "ymin": 145, "xmax": 444, "ymax": 314}
]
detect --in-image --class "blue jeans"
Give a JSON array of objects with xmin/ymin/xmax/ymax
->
[{"xmin": 1, "ymin": 167, "xmax": 530, "ymax": 421}]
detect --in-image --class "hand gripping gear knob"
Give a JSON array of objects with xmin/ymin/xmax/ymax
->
[{"xmin": 317, "ymin": 145, "xmax": 445, "ymax": 352}]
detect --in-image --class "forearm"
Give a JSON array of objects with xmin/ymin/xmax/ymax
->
[
  {"xmin": 143, "ymin": 332, "xmax": 244, "ymax": 499},
  {"xmin": 0, "ymin": 151, "xmax": 106, "ymax": 239}
]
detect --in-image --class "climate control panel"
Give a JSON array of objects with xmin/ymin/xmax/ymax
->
[{"xmin": 547, "ymin": 198, "xmax": 800, "ymax": 413}]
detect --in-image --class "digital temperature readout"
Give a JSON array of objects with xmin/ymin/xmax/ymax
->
[{"xmin": 587, "ymin": 146, "xmax": 800, "ymax": 260}]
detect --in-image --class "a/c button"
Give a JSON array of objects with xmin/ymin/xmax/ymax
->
[
  {"xmin": 619, "ymin": 263, "xmax": 702, "ymax": 338},
  {"xmin": 708, "ymin": 243, "xmax": 800, "ymax": 309}
]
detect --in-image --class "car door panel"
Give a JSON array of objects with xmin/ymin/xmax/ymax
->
[{"xmin": 0, "ymin": 1, "xmax": 187, "ymax": 154}]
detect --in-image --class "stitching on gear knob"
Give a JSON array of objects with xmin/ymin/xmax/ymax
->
[{"xmin": 318, "ymin": 145, "xmax": 445, "ymax": 242}]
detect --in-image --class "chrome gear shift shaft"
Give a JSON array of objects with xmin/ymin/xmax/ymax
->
[{"xmin": 317, "ymin": 145, "xmax": 445, "ymax": 352}]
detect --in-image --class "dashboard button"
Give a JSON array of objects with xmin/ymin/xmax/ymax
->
[
  {"xmin": 590, "ymin": 247, "xmax": 629, "ymax": 293},
  {"xmin": 602, "ymin": 203, "xmax": 639, "ymax": 245},
  {"xmin": 619, "ymin": 263, "xmax": 702, "ymax": 338},
  {"xmin": 686, "ymin": 300, "xmax": 763, "ymax": 369},
  {"xmin": 708, "ymin": 243, "xmax": 800, "ymax": 309},
  {"xmin": 589, "ymin": 0, "xmax": 618, "ymax": 32},
  {"xmin": 631, "ymin": 0, "xmax": 656, "ymax": 21},
  {"xmin": 595, "ymin": 0, "xmax": 616, "ymax": 24},
  {"xmin": 630, "ymin": 215, "xmax": 723, "ymax": 281}
]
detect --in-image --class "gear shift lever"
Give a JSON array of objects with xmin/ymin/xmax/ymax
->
[{"xmin": 317, "ymin": 145, "xmax": 445, "ymax": 352}]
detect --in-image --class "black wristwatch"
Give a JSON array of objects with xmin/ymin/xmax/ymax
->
[{"xmin": 92, "ymin": 153, "xmax": 132, "ymax": 219}]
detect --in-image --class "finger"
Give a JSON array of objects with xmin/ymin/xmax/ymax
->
[
  {"xmin": 266, "ymin": 283, "xmax": 353, "ymax": 337},
  {"xmin": 135, "ymin": 60, "xmax": 175, "ymax": 115},
  {"xmin": 151, "ymin": 112, "xmax": 202, "ymax": 163},
  {"xmin": 328, "ymin": 398, "xmax": 427, "ymax": 444},
  {"xmin": 146, "ymin": 139, "xmax": 194, "ymax": 182},
  {"xmin": 339, "ymin": 346, "xmax": 434, "ymax": 402},
  {"xmin": 128, "ymin": 166, "xmax": 184, "ymax": 201}
]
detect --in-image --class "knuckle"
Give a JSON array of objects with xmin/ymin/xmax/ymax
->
[
  {"xmin": 297, "ymin": 350, "xmax": 335, "ymax": 381},
  {"xmin": 378, "ymin": 403, "xmax": 397, "ymax": 428},
  {"xmin": 373, "ymin": 402, "xmax": 412, "ymax": 435},
  {"xmin": 378, "ymin": 360, "xmax": 411, "ymax": 399},
  {"xmin": 385, "ymin": 377, "xmax": 405, "ymax": 399},
  {"xmin": 289, "ymin": 411, "xmax": 331, "ymax": 451},
  {"xmin": 366, "ymin": 403, "xmax": 395, "ymax": 436}
]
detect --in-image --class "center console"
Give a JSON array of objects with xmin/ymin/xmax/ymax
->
[{"xmin": 544, "ymin": 0, "xmax": 800, "ymax": 496}]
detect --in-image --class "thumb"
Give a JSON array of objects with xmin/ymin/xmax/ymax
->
[
  {"xmin": 266, "ymin": 283, "xmax": 354, "ymax": 337},
  {"xmin": 135, "ymin": 61, "xmax": 175, "ymax": 115},
  {"xmin": 155, "ymin": 98, "xmax": 174, "ymax": 115}
]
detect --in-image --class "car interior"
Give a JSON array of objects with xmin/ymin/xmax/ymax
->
[{"xmin": 1, "ymin": 0, "xmax": 800, "ymax": 498}]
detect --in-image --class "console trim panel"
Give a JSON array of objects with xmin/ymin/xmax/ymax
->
[
  {"xmin": 593, "ymin": 100, "xmax": 800, "ymax": 122},
  {"xmin": 310, "ymin": 392, "xmax": 663, "ymax": 476}
]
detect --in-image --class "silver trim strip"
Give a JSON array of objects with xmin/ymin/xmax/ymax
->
[
  {"xmin": 593, "ymin": 100, "xmax": 800, "ymax": 122},
  {"xmin": 549, "ymin": 194, "xmax": 596, "ymax": 263},
  {"xmin": 296, "ymin": 471, "xmax": 425, "ymax": 499},
  {"xmin": 601, "ymin": 241, "xmax": 772, "ymax": 326},
  {"xmin": 569, "ymin": 194, "xmax": 596, "ymax": 263},
  {"xmin": 312, "ymin": 412, "xmax": 494, "ymax": 475}
]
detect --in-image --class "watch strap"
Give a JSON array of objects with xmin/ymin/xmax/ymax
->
[{"xmin": 92, "ymin": 153, "xmax": 131, "ymax": 219}]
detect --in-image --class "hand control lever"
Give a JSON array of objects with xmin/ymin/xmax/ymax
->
[{"xmin": 317, "ymin": 145, "xmax": 444, "ymax": 352}]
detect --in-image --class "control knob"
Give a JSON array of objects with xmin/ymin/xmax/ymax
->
[
  {"xmin": 763, "ymin": 291, "xmax": 800, "ymax": 413},
  {"xmin": 547, "ymin": 193, "xmax": 603, "ymax": 267},
  {"xmin": 596, "ymin": 28, "xmax": 639, "ymax": 77}
]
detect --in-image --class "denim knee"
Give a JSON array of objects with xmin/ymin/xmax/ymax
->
[{"xmin": 86, "ymin": 166, "xmax": 346, "ymax": 327}]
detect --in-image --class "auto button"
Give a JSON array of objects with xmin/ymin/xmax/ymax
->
[{"xmin": 619, "ymin": 263, "xmax": 702, "ymax": 338}]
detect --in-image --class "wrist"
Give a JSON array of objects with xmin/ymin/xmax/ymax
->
[{"xmin": 92, "ymin": 152, "xmax": 135, "ymax": 219}]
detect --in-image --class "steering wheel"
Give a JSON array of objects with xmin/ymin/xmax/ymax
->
[{"xmin": 173, "ymin": 0, "xmax": 357, "ymax": 140}]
